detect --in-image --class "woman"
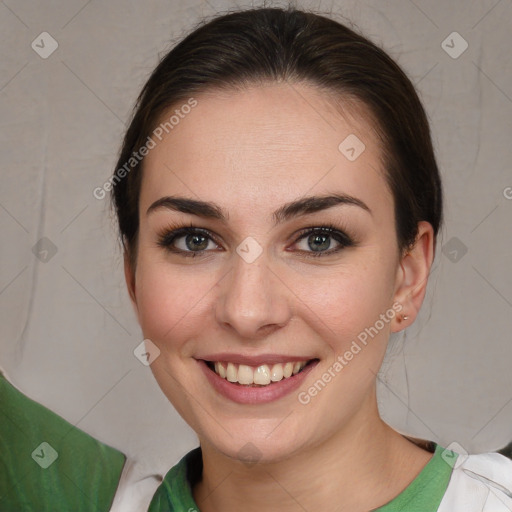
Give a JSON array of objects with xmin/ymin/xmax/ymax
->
[
  {"xmin": 110, "ymin": 5, "xmax": 512, "ymax": 512},
  {"xmin": 2, "ymin": 5, "xmax": 510, "ymax": 512}
]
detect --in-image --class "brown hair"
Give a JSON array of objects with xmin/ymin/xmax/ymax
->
[{"xmin": 110, "ymin": 6, "xmax": 443, "ymax": 271}]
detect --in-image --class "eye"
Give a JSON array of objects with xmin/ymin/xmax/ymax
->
[
  {"xmin": 156, "ymin": 224, "xmax": 221, "ymax": 257},
  {"xmin": 156, "ymin": 222, "xmax": 356, "ymax": 259},
  {"xmin": 291, "ymin": 225, "xmax": 355, "ymax": 257}
]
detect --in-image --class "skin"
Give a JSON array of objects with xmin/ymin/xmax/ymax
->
[{"xmin": 124, "ymin": 82, "xmax": 435, "ymax": 512}]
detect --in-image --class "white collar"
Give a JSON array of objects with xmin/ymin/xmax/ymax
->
[{"xmin": 438, "ymin": 450, "xmax": 512, "ymax": 511}]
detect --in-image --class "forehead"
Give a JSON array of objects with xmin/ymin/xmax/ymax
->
[{"xmin": 140, "ymin": 82, "xmax": 392, "ymax": 222}]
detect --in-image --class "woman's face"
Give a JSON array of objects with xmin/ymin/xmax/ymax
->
[{"xmin": 127, "ymin": 83, "xmax": 416, "ymax": 462}]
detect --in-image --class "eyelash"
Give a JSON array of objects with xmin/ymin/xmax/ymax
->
[{"xmin": 155, "ymin": 221, "xmax": 356, "ymax": 259}]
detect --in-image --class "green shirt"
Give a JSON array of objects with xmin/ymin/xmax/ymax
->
[
  {"xmin": 0, "ymin": 372, "xmax": 126, "ymax": 511},
  {"xmin": 148, "ymin": 443, "xmax": 457, "ymax": 511},
  {"xmin": 0, "ymin": 369, "xmax": 457, "ymax": 511}
]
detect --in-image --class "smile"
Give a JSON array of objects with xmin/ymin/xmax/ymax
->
[
  {"xmin": 197, "ymin": 355, "xmax": 320, "ymax": 404},
  {"xmin": 205, "ymin": 360, "xmax": 315, "ymax": 386}
]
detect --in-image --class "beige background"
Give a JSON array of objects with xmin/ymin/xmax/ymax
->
[{"xmin": 1, "ymin": 0, "xmax": 511, "ymax": 476}]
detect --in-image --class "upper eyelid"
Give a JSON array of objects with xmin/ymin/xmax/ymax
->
[
  {"xmin": 159, "ymin": 227, "xmax": 220, "ymax": 244},
  {"xmin": 294, "ymin": 226, "xmax": 354, "ymax": 247},
  {"xmin": 160, "ymin": 224, "xmax": 348, "ymax": 238}
]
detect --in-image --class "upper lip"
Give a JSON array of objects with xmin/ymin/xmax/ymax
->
[{"xmin": 197, "ymin": 353, "xmax": 317, "ymax": 366}]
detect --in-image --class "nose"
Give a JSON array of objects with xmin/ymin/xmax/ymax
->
[{"xmin": 214, "ymin": 251, "xmax": 292, "ymax": 339}]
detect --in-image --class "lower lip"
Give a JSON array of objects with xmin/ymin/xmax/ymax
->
[{"xmin": 197, "ymin": 359, "xmax": 319, "ymax": 404}]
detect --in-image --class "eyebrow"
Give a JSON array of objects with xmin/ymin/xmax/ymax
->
[{"xmin": 146, "ymin": 193, "xmax": 372, "ymax": 225}]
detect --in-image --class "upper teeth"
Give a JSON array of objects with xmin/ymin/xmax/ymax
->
[{"xmin": 213, "ymin": 361, "xmax": 309, "ymax": 386}]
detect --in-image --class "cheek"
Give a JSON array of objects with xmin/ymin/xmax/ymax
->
[
  {"xmin": 134, "ymin": 256, "xmax": 213, "ymax": 352},
  {"xmin": 133, "ymin": 241, "xmax": 397, "ymax": 360},
  {"xmin": 290, "ymin": 257, "xmax": 396, "ymax": 348}
]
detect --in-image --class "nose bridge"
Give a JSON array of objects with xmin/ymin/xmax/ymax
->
[{"xmin": 215, "ymin": 250, "xmax": 290, "ymax": 338}]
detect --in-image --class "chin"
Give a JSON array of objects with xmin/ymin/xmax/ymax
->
[{"xmin": 202, "ymin": 420, "xmax": 311, "ymax": 466}]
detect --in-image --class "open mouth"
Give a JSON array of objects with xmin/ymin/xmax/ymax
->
[{"xmin": 204, "ymin": 359, "xmax": 319, "ymax": 387}]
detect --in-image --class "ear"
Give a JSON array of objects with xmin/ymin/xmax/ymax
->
[
  {"xmin": 391, "ymin": 221, "xmax": 435, "ymax": 332},
  {"xmin": 123, "ymin": 252, "xmax": 139, "ymax": 320}
]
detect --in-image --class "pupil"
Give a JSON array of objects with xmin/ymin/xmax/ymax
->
[
  {"xmin": 186, "ymin": 234, "xmax": 208, "ymax": 251},
  {"xmin": 309, "ymin": 234, "xmax": 330, "ymax": 252}
]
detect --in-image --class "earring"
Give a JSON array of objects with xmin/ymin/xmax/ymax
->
[{"xmin": 399, "ymin": 313, "xmax": 409, "ymax": 322}]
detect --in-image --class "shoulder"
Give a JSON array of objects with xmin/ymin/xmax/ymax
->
[
  {"xmin": 109, "ymin": 458, "xmax": 163, "ymax": 512},
  {"xmin": 438, "ymin": 449, "xmax": 512, "ymax": 511},
  {"xmin": 0, "ymin": 371, "xmax": 126, "ymax": 511},
  {"xmin": 147, "ymin": 447, "xmax": 202, "ymax": 512}
]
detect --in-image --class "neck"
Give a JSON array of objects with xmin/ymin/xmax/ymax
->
[{"xmin": 193, "ymin": 389, "xmax": 433, "ymax": 512}]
